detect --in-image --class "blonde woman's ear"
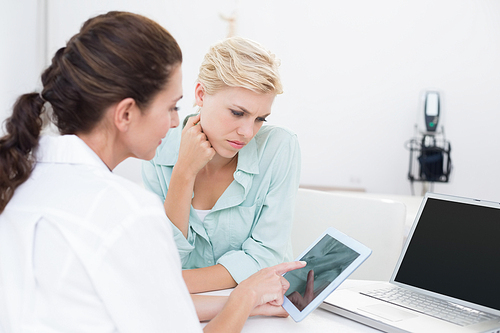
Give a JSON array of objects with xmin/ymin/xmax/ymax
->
[{"xmin": 194, "ymin": 82, "xmax": 205, "ymax": 107}]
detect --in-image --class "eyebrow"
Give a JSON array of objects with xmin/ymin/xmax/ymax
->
[{"xmin": 233, "ymin": 105, "xmax": 271, "ymax": 118}]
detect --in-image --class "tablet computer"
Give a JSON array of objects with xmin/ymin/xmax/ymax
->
[{"xmin": 282, "ymin": 227, "xmax": 372, "ymax": 322}]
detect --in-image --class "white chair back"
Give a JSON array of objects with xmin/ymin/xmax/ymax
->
[{"xmin": 292, "ymin": 188, "xmax": 406, "ymax": 281}]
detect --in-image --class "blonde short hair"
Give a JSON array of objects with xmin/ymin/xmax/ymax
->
[{"xmin": 197, "ymin": 36, "xmax": 283, "ymax": 95}]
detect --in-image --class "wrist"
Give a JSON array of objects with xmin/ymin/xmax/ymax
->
[
  {"xmin": 230, "ymin": 285, "xmax": 258, "ymax": 311},
  {"xmin": 171, "ymin": 164, "xmax": 197, "ymax": 183}
]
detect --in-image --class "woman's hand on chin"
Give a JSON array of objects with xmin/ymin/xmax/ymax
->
[{"xmin": 177, "ymin": 113, "xmax": 215, "ymax": 177}]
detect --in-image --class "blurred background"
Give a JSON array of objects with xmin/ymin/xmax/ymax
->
[{"xmin": 2, "ymin": 0, "xmax": 500, "ymax": 200}]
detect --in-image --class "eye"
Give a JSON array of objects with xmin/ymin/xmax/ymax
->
[
  {"xmin": 170, "ymin": 106, "xmax": 179, "ymax": 112},
  {"xmin": 256, "ymin": 117, "xmax": 268, "ymax": 122},
  {"xmin": 231, "ymin": 110, "xmax": 244, "ymax": 117}
]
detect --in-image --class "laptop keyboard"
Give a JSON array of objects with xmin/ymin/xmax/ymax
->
[{"xmin": 361, "ymin": 286, "xmax": 499, "ymax": 327}]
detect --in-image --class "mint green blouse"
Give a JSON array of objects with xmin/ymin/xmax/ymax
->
[{"xmin": 142, "ymin": 125, "xmax": 301, "ymax": 283}]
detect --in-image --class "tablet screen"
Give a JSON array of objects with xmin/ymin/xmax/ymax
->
[{"xmin": 284, "ymin": 234, "xmax": 360, "ymax": 311}]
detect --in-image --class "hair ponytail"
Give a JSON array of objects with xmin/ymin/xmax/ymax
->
[
  {"xmin": 0, "ymin": 93, "xmax": 45, "ymax": 213},
  {"xmin": 0, "ymin": 11, "xmax": 182, "ymax": 213}
]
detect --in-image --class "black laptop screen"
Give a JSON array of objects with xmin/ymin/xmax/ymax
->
[{"xmin": 394, "ymin": 197, "xmax": 500, "ymax": 311}]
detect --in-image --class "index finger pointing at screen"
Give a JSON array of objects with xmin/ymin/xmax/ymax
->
[{"xmin": 274, "ymin": 261, "xmax": 307, "ymax": 276}]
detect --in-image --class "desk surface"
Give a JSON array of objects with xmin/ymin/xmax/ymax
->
[{"xmin": 200, "ymin": 280, "xmax": 380, "ymax": 332}]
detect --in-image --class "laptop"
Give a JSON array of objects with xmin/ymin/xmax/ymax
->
[{"xmin": 320, "ymin": 192, "xmax": 500, "ymax": 333}]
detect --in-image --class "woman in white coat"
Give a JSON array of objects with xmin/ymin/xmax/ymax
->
[{"xmin": 0, "ymin": 11, "xmax": 304, "ymax": 333}]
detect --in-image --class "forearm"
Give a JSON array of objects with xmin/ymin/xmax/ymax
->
[
  {"xmin": 193, "ymin": 294, "xmax": 288, "ymax": 322},
  {"xmin": 192, "ymin": 295, "xmax": 228, "ymax": 322},
  {"xmin": 203, "ymin": 289, "xmax": 255, "ymax": 333},
  {"xmin": 183, "ymin": 264, "xmax": 237, "ymax": 294},
  {"xmin": 164, "ymin": 166, "xmax": 195, "ymax": 238}
]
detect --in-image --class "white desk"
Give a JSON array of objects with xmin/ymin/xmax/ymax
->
[{"xmin": 200, "ymin": 280, "xmax": 380, "ymax": 332}]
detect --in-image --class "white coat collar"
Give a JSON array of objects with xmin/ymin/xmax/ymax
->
[{"xmin": 36, "ymin": 134, "xmax": 110, "ymax": 171}]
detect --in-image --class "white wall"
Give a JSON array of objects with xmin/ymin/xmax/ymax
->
[
  {"xmin": 242, "ymin": 0, "xmax": 500, "ymax": 201},
  {"xmin": 2, "ymin": 0, "xmax": 500, "ymax": 201},
  {"xmin": 0, "ymin": 1, "xmax": 42, "ymax": 125}
]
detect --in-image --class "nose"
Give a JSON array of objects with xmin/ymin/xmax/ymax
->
[
  {"xmin": 236, "ymin": 120, "xmax": 254, "ymax": 138},
  {"xmin": 170, "ymin": 110, "xmax": 180, "ymax": 128}
]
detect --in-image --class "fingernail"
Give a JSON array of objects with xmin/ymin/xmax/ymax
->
[{"xmin": 299, "ymin": 261, "xmax": 307, "ymax": 265}]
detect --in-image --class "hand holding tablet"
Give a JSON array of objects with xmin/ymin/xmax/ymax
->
[{"xmin": 282, "ymin": 227, "xmax": 372, "ymax": 322}]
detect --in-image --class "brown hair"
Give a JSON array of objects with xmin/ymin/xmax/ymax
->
[{"xmin": 0, "ymin": 11, "xmax": 182, "ymax": 213}]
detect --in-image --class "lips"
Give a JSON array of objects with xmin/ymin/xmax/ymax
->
[{"xmin": 228, "ymin": 140, "xmax": 246, "ymax": 149}]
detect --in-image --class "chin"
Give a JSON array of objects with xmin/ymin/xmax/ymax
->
[
  {"xmin": 139, "ymin": 150, "xmax": 156, "ymax": 161},
  {"xmin": 214, "ymin": 146, "xmax": 238, "ymax": 159},
  {"xmin": 217, "ymin": 151, "xmax": 239, "ymax": 158},
  {"xmin": 208, "ymin": 139, "xmax": 239, "ymax": 159}
]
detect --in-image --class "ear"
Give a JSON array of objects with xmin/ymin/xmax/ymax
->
[
  {"xmin": 113, "ymin": 98, "xmax": 137, "ymax": 132},
  {"xmin": 194, "ymin": 82, "xmax": 205, "ymax": 107}
]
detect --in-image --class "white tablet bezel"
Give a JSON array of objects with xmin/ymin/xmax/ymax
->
[{"xmin": 282, "ymin": 227, "xmax": 372, "ymax": 322}]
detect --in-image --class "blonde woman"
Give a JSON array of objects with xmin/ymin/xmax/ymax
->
[{"xmin": 142, "ymin": 37, "xmax": 301, "ymax": 293}]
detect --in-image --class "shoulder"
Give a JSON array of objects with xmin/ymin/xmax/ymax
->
[
  {"xmin": 100, "ymin": 171, "xmax": 165, "ymax": 214},
  {"xmin": 76, "ymin": 170, "xmax": 170, "ymax": 242},
  {"xmin": 256, "ymin": 124, "xmax": 297, "ymax": 139},
  {"xmin": 254, "ymin": 124, "xmax": 298, "ymax": 147},
  {"xmin": 157, "ymin": 126, "xmax": 182, "ymax": 153},
  {"xmin": 149, "ymin": 127, "xmax": 182, "ymax": 166},
  {"xmin": 67, "ymin": 164, "xmax": 165, "ymax": 218},
  {"xmin": 55, "ymin": 162, "xmax": 165, "ymax": 222},
  {"xmin": 243, "ymin": 125, "xmax": 300, "ymax": 168},
  {"xmin": 9, "ymin": 161, "xmax": 167, "ymax": 237}
]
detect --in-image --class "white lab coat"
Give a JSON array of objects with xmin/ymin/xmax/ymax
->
[{"xmin": 0, "ymin": 135, "xmax": 201, "ymax": 333}]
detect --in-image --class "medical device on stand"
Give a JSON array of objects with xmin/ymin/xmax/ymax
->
[{"xmin": 406, "ymin": 91, "xmax": 452, "ymax": 195}]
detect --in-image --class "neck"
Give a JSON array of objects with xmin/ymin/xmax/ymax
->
[
  {"xmin": 77, "ymin": 128, "xmax": 125, "ymax": 171},
  {"xmin": 203, "ymin": 153, "xmax": 238, "ymax": 175}
]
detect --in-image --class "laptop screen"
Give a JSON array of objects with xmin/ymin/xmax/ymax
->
[{"xmin": 393, "ymin": 195, "xmax": 500, "ymax": 311}]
